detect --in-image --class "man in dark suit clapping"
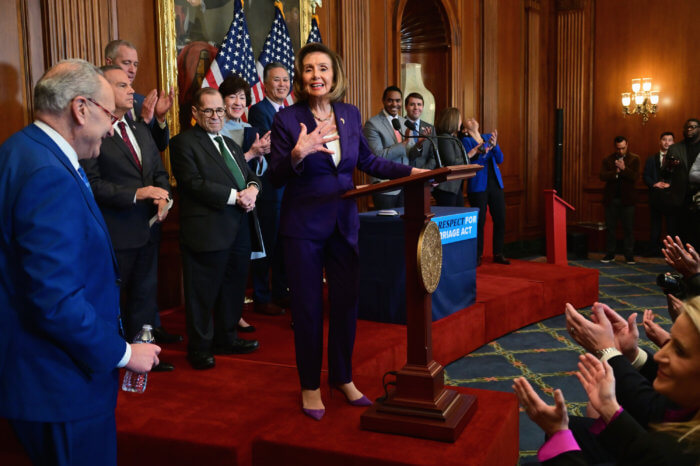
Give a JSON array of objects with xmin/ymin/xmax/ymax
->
[
  {"xmin": 105, "ymin": 39, "xmax": 173, "ymax": 152},
  {"xmin": 170, "ymin": 88, "xmax": 261, "ymax": 370}
]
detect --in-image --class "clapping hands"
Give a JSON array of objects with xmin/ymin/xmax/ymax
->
[
  {"xmin": 643, "ymin": 309, "xmax": 671, "ymax": 347},
  {"xmin": 513, "ymin": 377, "xmax": 569, "ymax": 437},
  {"xmin": 245, "ymin": 131, "xmax": 271, "ymax": 161},
  {"xmin": 576, "ymin": 354, "xmax": 621, "ymax": 423},
  {"xmin": 140, "ymin": 88, "xmax": 174, "ymax": 124},
  {"xmin": 662, "ymin": 235, "xmax": 700, "ymax": 278}
]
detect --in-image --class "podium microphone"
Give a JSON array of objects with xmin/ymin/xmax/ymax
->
[
  {"xmin": 405, "ymin": 120, "xmax": 473, "ymax": 168},
  {"xmin": 403, "ymin": 120, "xmax": 440, "ymax": 168}
]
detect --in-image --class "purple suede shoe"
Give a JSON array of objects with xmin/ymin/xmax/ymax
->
[
  {"xmin": 331, "ymin": 386, "xmax": 373, "ymax": 407},
  {"xmin": 301, "ymin": 407, "xmax": 325, "ymax": 421}
]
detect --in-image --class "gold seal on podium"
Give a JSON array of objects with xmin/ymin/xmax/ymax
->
[{"xmin": 416, "ymin": 221, "xmax": 442, "ymax": 293}]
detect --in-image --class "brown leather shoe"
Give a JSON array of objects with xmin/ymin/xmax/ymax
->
[{"xmin": 253, "ymin": 301, "xmax": 286, "ymax": 316}]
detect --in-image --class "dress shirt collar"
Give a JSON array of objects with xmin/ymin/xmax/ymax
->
[
  {"xmin": 265, "ymin": 96, "xmax": 284, "ymax": 113},
  {"xmin": 208, "ymin": 131, "xmax": 223, "ymax": 143},
  {"xmin": 34, "ymin": 120, "xmax": 80, "ymax": 170},
  {"xmin": 382, "ymin": 108, "xmax": 400, "ymax": 122},
  {"xmin": 113, "ymin": 115, "xmax": 129, "ymax": 131}
]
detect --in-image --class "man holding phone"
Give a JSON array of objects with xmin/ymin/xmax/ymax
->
[{"xmin": 600, "ymin": 136, "xmax": 640, "ymax": 264}]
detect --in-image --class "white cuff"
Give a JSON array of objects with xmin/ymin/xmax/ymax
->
[
  {"xmin": 227, "ymin": 189, "xmax": 238, "ymax": 205},
  {"xmin": 117, "ymin": 342, "xmax": 131, "ymax": 368},
  {"xmin": 630, "ymin": 348, "xmax": 648, "ymax": 369}
]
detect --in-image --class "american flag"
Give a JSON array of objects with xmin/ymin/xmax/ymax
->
[
  {"xmin": 306, "ymin": 15, "xmax": 323, "ymax": 44},
  {"xmin": 201, "ymin": 0, "xmax": 261, "ymax": 104},
  {"xmin": 255, "ymin": 1, "xmax": 295, "ymax": 106}
]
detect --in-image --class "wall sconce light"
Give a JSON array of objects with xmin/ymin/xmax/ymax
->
[{"xmin": 621, "ymin": 77, "xmax": 658, "ymax": 124}]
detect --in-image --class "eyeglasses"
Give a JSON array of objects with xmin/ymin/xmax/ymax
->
[
  {"xmin": 86, "ymin": 97, "xmax": 118, "ymax": 124},
  {"xmin": 685, "ymin": 124, "xmax": 699, "ymax": 130},
  {"xmin": 198, "ymin": 107, "xmax": 226, "ymax": 117}
]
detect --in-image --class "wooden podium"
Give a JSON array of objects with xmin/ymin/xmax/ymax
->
[
  {"xmin": 544, "ymin": 189, "xmax": 575, "ymax": 265},
  {"xmin": 343, "ymin": 165, "xmax": 481, "ymax": 442}
]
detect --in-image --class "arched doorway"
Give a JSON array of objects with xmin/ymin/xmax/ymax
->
[{"xmin": 399, "ymin": 0, "xmax": 451, "ymax": 118}]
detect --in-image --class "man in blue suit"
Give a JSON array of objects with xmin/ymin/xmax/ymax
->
[
  {"xmin": 105, "ymin": 40, "xmax": 173, "ymax": 152},
  {"xmin": 0, "ymin": 59, "xmax": 160, "ymax": 465},
  {"xmin": 247, "ymin": 62, "xmax": 291, "ymax": 316}
]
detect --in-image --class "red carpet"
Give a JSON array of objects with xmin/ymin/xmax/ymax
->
[{"xmin": 0, "ymin": 260, "xmax": 597, "ymax": 465}]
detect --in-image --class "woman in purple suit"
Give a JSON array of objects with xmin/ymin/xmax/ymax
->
[{"xmin": 270, "ymin": 43, "xmax": 425, "ymax": 420}]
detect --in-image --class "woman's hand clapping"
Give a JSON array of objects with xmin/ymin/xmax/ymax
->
[
  {"xmin": 576, "ymin": 354, "xmax": 620, "ymax": 423},
  {"xmin": 513, "ymin": 377, "xmax": 569, "ymax": 437}
]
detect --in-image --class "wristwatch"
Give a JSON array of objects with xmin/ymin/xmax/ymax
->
[{"xmin": 595, "ymin": 347, "xmax": 622, "ymax": 360}]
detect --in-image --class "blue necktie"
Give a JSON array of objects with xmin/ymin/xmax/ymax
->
[{"xmin": 77, "ymin": 167, "xmax": 93, "ymax": 194}]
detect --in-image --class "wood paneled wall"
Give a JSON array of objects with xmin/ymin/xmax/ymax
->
[
  {"xmin": 41, "ymin": 0, "xmax": 115, "ymax": 66},
  {"xmin": 572, "ymin": 0, "xmax": 700, "ymax": 241},
  {"xmin": 555, "ymin": 0, "xmax": 593, "ymax": 221},
  {"xmin": 3, "ymin": 0, "xmax": 699, "ymax": 308},
  {"xmin": 0, "ymin": 0, "xmax": 43, "ymax": 143}
]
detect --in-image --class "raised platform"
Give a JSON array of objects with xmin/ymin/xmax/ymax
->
[{"xmin": 0, "ymin": 260, "xmax": 597, "ymax": 465}]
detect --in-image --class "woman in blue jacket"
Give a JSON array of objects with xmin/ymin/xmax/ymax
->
[{"xmin": 462, "ymin": 117, "xmax": 509, "ymax": 265}]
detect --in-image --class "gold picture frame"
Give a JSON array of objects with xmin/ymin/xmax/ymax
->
[{"xmin": 155, "ymin": 0, "xmax": 314, "ymax": 177}]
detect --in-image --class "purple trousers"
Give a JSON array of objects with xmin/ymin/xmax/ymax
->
[{"xmin": 284, "ymin": 227, "xmax": 359, "ymax": 389}]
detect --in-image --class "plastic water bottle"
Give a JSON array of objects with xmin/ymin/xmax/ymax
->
[{"xmin": 121, "ymin": 324, "xmax": 154, "ymax": 393}]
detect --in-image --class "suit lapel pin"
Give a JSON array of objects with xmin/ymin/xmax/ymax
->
[{"xmin": 340, "ymin": 117, "xmax": 345, "ymax": 125}]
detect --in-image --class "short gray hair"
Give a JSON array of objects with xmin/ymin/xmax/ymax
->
[
  {"xmin": 34, "ymin": 59, "xmax": 103, "ymax": 115},
  {"xmin": 104, "ymin": 39, "xmax": 136, "ymax": 61}
]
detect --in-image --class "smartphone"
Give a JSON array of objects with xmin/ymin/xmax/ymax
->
[{"xmin": 479, "ymin": 140, "xmax": 493, "ymax": 153}]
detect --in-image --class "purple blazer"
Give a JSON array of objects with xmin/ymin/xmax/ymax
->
[{"xmin": 270, "ymin": 102, "xmax": 412, "ymax": 245}]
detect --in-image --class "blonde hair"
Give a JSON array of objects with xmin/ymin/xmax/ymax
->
[
  {"xmin": 292, "ymin": 43, "xmax": 347, "ymax": 103},
  {"xmin": 650, "ymin": 296, "xmax": 700, "ymax": 450}
]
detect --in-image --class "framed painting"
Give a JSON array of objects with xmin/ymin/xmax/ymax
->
[{"xmin": 156, "ymin": 0, "xmax": 313, "ymax": 140}]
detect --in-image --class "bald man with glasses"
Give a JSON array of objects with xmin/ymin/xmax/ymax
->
[{"xmin": 170, "ymin": 87, "xmax": 262, "ymax": 370}]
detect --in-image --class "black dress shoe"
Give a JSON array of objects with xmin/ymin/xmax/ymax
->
[
  {"xmin": 213, "ymin": 338, "xmax": 259, "ymax": 355},
  {"xmin": 151, "ymin": 361, "xmax": 175, "ymax": 372},
  {"xmin": 187, "ymin": 351, "xmax": 215, "ymax": 370},
  {"xmin": 153, "ymin": 326, "xmax": 184, "ymax": 344},
  {"xmin": 237, "ymin": 324, "xmax": 256, "ymax": 333},
  {"xmin": 273, "ymin": 296, "xmax": 291, "ymax": 309},
  {"xmin": 493, "ymin": 254, "xmax": 511, "ymax": 265},
  {"xmin": 253, "ymin": 301, "xmax": 285, "ymax": 316}
]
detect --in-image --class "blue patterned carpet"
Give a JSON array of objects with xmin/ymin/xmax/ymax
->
[{"xmin": 444, "ymin": 258, "xmax": 675, "ymax": 464}]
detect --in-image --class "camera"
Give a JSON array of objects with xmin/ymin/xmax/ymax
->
[{"xmin": 656, "ymin": 272, "xmax": 686, "ymax": 299}]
